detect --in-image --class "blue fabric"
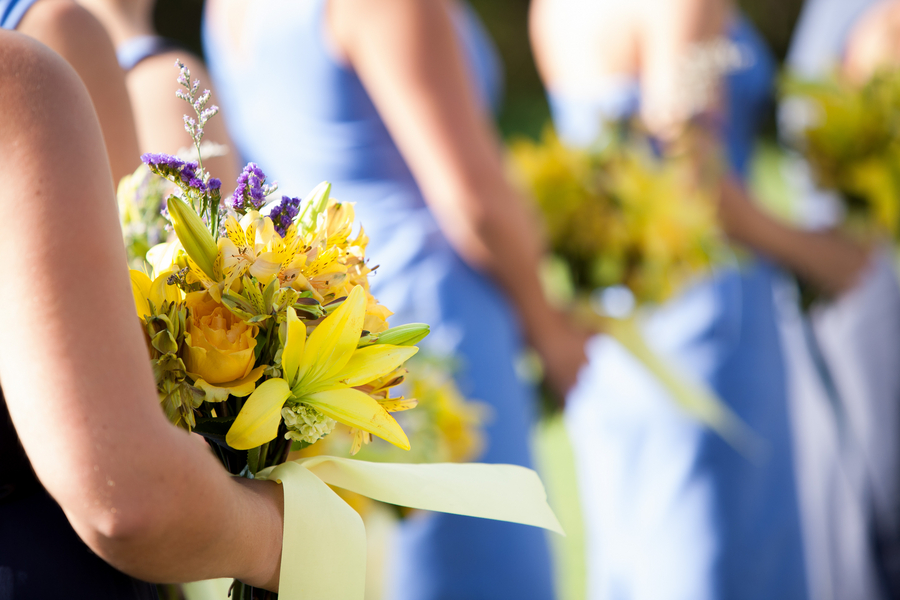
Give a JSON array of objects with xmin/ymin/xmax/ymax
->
[
  {"xmin": 551, "ymin": 16, "xmax": 809, "ymax": 600},
  {"xmin": 203, "ymin": 1, "xmax": 553, "ymax": 599},
  {"xmin": 0, "ymin": 0, "xmax": 37, "ymax": 30},
  {"xmin": 116, "ymin": 35, "xmax": 179, "ymax": 72}
]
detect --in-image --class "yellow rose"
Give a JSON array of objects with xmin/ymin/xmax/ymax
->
[{"xmin": 184, "ymin": 292, "xmax": 259, "ymax": 384}]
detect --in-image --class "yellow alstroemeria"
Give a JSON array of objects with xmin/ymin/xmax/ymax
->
[
  {"xmin": 220, "ymin": 211, "xmax": 303, "ymax": 288},
  {"xmin": 130, "ymin": 268, "xmax": 184, "ymax": 320},
  {"xmin": 226, "ymin": 286, "xmax": 417, "ymax": 451}
]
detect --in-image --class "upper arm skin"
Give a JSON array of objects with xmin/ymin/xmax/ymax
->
[
  {"xmin": 330, "ymin": 0, "xmax": 525, "ymax": 261},
  {"xmin": 639, "ymin": 0, "xmax": 729, "ymax": 135},
  {"xmin": 0, "ymin": 31, "xmax": 281, "ymax": 588},
  {"xmin": 17, "ymin": 0, "xmax": 141, "ymax": 184},
  {"xmin": 127, "ymin": 52, "xmax": 241, "ymax": 190}
]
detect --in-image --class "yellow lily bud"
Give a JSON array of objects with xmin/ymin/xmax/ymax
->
[{"xmin": 167, "ymin": 196, "xmax": 218, "ymax": 280}]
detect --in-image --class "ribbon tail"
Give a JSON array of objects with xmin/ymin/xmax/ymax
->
[
  {"xmin": 182, "ymin": 579, "xmax": 232, "ymax": 600},
  {"xmin": 291, "ymin": 457, "xmax": 565, "ymax": 536},
  {"xmin": 262, "ymin": 461, "xmax": 367, "ymax": 600},
  {"xmin": 604, "ymin": 317, "xmax": 767, "ymax": 460}
]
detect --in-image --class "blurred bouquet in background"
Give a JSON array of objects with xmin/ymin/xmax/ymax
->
[
  {"xmin": 782, "ymin": 69, "xmax": 900, "ymax": 239},
  {"xmin": 118, "ymin": 163, "xmax": 170, "ymax": 269},
  {"xmin": 510, "ymin": 127, "xmax": 725, "ymax": 308},
  {"xmin": 508, "ymin": 127, "xmax": 758, "ymax": 455}
]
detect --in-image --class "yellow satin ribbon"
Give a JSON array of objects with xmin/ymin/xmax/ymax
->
[{"xmin": 183, "ymin": 457, "xmax": 563, "ymax": 600}]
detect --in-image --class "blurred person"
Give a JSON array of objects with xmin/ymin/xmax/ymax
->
[
  {"xmin": 202, "ymin": 1, "xmax": 589, "ymax": 599},
  {"xmin": 0, "ymin": 29, "xmax": 285, "ymax": 598},
  {"xmin": 530, "ymin": 0, "xmax": 869, "ymax": 598},
  {"xmin": 782, "ymin": 1, "xmax": 900, "ymax": 598},
  {"xmin": 78, "ymin": 0, "xmax": 240, "ymax": 187},
  {"xmin": 2, "ymin": 0, "xmax": 140, "ymax": 183}
]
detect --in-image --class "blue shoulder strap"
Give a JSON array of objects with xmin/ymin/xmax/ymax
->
[
  {"xmin": 116, "ymin": 35, "xmax": 179, "ymax": 71},
  {"xmin": 0, "ymin": 0, "xmax": 40, "ymax": 30}
]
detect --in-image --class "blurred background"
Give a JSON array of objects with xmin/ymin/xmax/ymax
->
[{"xmin": 154, "ymin": 0, "xmax": 804, "ymax": 140}]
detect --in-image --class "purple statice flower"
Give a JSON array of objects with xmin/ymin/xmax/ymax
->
[
  {"xmin": 229, "ymin": 163, "xmax": 271, "ymax": 211},
  {"xmin": 142, "ymin": 153, "xmax": 208, "ymax": 194},
  {"xmin": 208, "ymin": 178, "xmax": 222, "ymax": 191},
  {"xmin": 270, "ymin": 196, "xmax": 302, "ymax": 237},
  {"xmin": 142, "ymin": 152, "xmax": 185, "ymax": 172}
]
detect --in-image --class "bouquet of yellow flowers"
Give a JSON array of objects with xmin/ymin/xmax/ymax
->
[
  {"xmin": 782, "ymin": 69, "xmax": 900, "ymax": 239},
  {"xmin": 509, "ymin": 127, "xmax": 759, "ymax": 455},
  {"xmin": 126, "ymin": 63, "xmax": 561, "ymax": 600},
  {"xmin": 510, "ymin": 127, "xmax": 723, "ymax": 306}
]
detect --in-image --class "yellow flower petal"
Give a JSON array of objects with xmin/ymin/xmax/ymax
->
[
  {"xmin": 149, "ymin": 268, "xmax": 183, "ymax": 307},
  {"xmin": 336, "ymin": 345, "xmax": 418, "ymax": 387},
  {"xmin": 129, "ymin": 270, "xmax": 152, "ymax": 319},
  {"xmin": 282, "ymin": 307, "xmax": 306, "ymax": 385},
  {"xmin": 249, "ymin": 251, "xmax": 282, "ymax": 285},
  {"xmin": 191, "ymin": 365, "xmax": 267, "ymax": 403},
  {"xmin": 299, "ymin": 285, "xmax": 366, "ymax": 385},
  {"xmin": 224, "ymin": 215, "xmax": 247, "ymax": 247},
  {"xmin": 302, "ymin": 387, "xmax": 410, "ymax": 450},
  {"xmin": 227, "ymin": 378, "xmax": 293, "ymax": 450},
  {"xmin": 146, "ymin": 239, "xmax": 182, "ymax": 275}
]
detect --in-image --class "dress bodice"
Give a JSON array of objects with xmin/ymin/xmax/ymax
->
[
  {"xmin": 204, "ymin": 0, "xmax": 501, "ymax": 200},
  {"xmin": 547, "ymin": 16, "xmax": 775, "ymax": 179}
]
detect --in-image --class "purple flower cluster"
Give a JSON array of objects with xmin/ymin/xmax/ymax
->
[
  {"xmin": 229, "ymin": 163, "xmax": 270, "ymax": 211},
  {"xmin": 141, "ymin": 153, "xmax": 209, "ymax": 193},
  {"xmin": 270, "ymin": 196, "xmax": 302, "ymax": 237}
]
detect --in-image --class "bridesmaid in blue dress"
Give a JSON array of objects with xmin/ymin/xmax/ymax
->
[
  {"xmin": 203, "ymin": 1, "xmax": 588, "ymax": 598},
  {"xmin": 530, "ymin": 1, "xmax": 868, "ymax": 599}
]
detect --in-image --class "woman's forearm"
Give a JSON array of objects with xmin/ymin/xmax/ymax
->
[{"xmin": 721, "ymin": 179, "xmax": 869, "ymax": 295}]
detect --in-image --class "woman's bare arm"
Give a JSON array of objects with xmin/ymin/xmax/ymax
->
[
  {"xmin": 78, "ymin": 0, "xmax": 241, "ymax": 187},
  {"xmin": 18, "ymin": 0, "xmax": 141, "ymax": 184},
  {"xmin": 124, "ymin": 53, "xmax": 241, "ymax": 188},
  {"xmin": 329, "ymin": 0, "xmax": 588, "ymax": 394},
  {"xmin": 0, "ymin": 31, "xmax": 281, "ymax": 590}
]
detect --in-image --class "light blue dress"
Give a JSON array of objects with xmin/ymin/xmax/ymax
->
[
  {"xmin": 203, "ymin": 2, "xmax": 554, "ymax": 599},
  {"xmin": 781, "ymin": 2, "xmax": 900, "ymax": 597},
  {"xmin": 551, "ymin": 18, "xmax": 810, "ymax": 600}
]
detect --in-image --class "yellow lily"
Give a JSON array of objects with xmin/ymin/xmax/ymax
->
[{"xmin": 226, "ymin": 285, "xmax": 417, "ymax": 451}]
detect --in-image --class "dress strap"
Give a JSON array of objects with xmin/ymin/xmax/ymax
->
[
  {"xmin": 0, "ymin": 0, "xmax": 39, "ymax": 30},
  {"xmin": 116, "ymin": 35, "xmax": 180, "ymax": 71}
]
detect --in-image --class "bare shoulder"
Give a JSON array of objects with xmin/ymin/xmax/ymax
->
[
  {"xmin": 0, "ymin": 29, "xmax": 86, "ymax": 128},
  {"xmin": 329, "ymin": 0, "xmax": 446, "ymax": 53},
  {"xmin": 637, "ymin": 0, "xmax": 728, "ymax": 38},
  {"xmin": 17, "ymin": 0, "xmax": 114, "ymax": 57},
  {"xmin": 844, "ymin": 0, "xmax": 900, "ymax": 81}
]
